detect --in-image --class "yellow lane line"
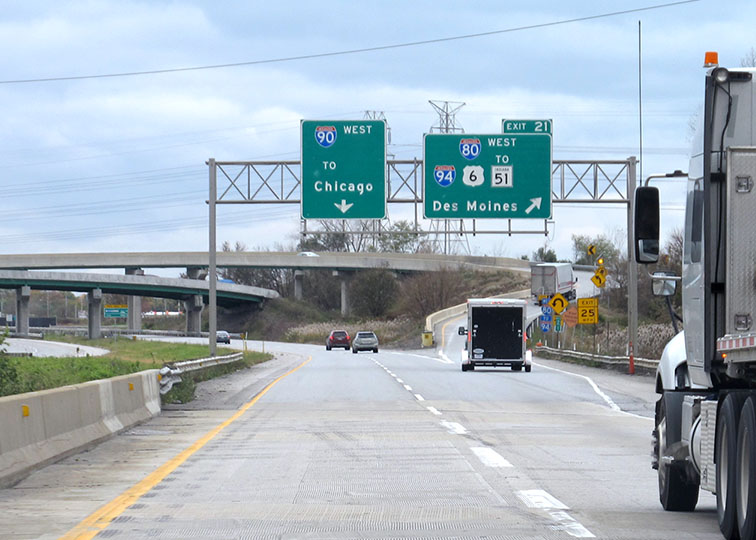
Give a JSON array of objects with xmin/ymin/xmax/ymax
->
[{"xmin": 60, "ymin": 356, "xmax": 312, "ymax": 540}]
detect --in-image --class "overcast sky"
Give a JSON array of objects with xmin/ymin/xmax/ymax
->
[{"xmin": 1, "ymin": 0, "xmax": 754, "ymax": 270}]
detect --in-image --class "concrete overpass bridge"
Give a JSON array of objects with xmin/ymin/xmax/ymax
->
[
  {"xmin": 0, "ymin": 270, "xmax": 278, "ymax": 339},
  {"xmin": 0, "ymin": 252, "xmax": 528, "ymax": 336},
  {"xmin": 0, "ymin": 251, "xmax": 530, "ymax": 272}
]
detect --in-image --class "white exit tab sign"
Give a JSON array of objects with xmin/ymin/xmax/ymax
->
[{"xmin": 502, "ymin": 119, "xmax": 552, "ymax": 135}]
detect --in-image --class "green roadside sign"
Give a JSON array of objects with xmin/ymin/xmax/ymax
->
[
  {"xmin": 423, "ymin": 133, "xmax": 552, "ymax": 219},
  {"xmin": 501, "ymin": 119, "xmax": 553, "ymax": 134},
  {"xmin": 104, "ymin": 305, "xmax": 128, "ymax": 318},
  {"xmin": 301, "ymin": 120, "xmax": 386, "ymax": 219}
]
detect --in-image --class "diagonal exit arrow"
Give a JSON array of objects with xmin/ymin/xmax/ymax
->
[
  {"xmin": 334, "ymin": 199, "xmax": 353, "ymax": 214},
  {"xmin": 524, "ymin": 197, "xmax": 542, "ymax": 215}
]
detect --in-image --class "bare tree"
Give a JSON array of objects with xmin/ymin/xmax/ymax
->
[{"xmin": 741, "ymin": 47, "xmax": 756, "ymax": 68}]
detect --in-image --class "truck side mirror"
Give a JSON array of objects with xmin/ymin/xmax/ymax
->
[
  {"xmin": 634, "ymin": 186, "xmax": 660, "ymax": 264},
  {"xmin": 458, "ymin": 326, "xmax": 467, "ymax": 335},
  {"xmin": 651, "ymin": 272, "xmax": 677, "ymax": 296}
]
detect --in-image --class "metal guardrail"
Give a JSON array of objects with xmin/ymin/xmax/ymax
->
[
  {"xmin": 159, "ymin": 352, "xmax": 244, "ymax": 394},
  {"xmin": 535, "ymin": 345, "xmax": 659, "ymax": 370}
]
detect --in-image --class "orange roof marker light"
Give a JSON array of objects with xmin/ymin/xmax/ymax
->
[{"xmin": 704, "ymin": 51, "xmax": 719, "ymax": 68}]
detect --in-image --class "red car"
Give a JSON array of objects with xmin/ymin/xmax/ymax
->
[{"xmin": 326, "ymin": 330, "xmax": 351, "ymax": 350}]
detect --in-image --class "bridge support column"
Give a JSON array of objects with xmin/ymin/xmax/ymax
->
[
  {"xmin": 333, "ymin": 270, "xmax": 353, "ymax": 317},
  {"xmin": 294, "ymin": 270, "xmax": 304, "ymax": 301},
  {"xmin": 126, "ymin": 267, "xmax": 143, "ymax": 333},
  {"xmin": 185, "ymin": 295, "xmax": 203, "ymax": 336},
  {"xmin": 15, "ymin": 286, "xmax": 30, "ymax": 336},
  {"xmin": 88, "ymin": 289, "xmax": 103, "ymax": 339},
  {"xmin": 186, "ymin": 267, "xmax": 207, "ymax": 280}
]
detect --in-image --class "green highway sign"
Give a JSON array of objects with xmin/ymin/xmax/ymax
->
[
  {"xmin": 502, "ymin": 119, "xmax": 552, "ymax": 134},
  {"xmin": 423, "ymin": 133, "xmax": 552, "ymax": 219},
  {"xmin": 104, "ymin": 304, "xmax": 128, "ymax": 318},
  {"xmin": 301, "ymin": 120, "xmax": 386, "ymax": 219}
]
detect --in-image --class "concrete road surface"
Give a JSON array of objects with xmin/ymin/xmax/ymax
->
[
  {"xmin": 0, "ymin": 334, "xmax": 722, "ymax": 539},
  {"xmin": 3, "ymin": 337, "xmax": 109, "ymax": 357}
]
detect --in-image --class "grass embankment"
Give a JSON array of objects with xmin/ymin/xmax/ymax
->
[{"xmin": 0, "ymin": 336, "xmax": 270, "ymax": 398}]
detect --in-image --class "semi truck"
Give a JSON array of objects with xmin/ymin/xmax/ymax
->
[
  {"xmin": 634, "ymin": 55, "xmax": 756, "ymax": 539},
  {"xmin": 530, "ymin": 262, "xmax": 576, "ymax": 304},
  {"xmin": 457, "ymin": 298, "xmax": 531, "ymax": 372}
]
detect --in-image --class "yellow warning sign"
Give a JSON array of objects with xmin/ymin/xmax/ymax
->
[{"xmin": 548, "ymin": 293, "xmax": 569, "ymax": 314}]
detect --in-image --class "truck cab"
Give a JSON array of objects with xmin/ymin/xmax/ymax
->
[{"xmin": 635, "ymin": 56, "xmax": 756, "ymax": 539}]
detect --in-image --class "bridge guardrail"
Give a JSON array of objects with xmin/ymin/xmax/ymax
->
[{"xmin": 159, "ymin": 352, "xmax": 244, "ymax": 394}]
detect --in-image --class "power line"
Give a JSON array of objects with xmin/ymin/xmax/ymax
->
[{"xmin": 0, "ymin": 1, "xmax": 699, "ymax": 85}]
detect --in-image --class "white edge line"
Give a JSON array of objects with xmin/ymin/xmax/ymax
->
[
  {"xmin": 388, "ymin": 351, "xmax": 452, "ymax": 364},
  {"xmin": 533, "ymin": 361, "xmax": 652, "ymax": 421}
]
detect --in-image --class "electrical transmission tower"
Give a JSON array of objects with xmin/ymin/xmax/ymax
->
[
  {"xmin": 427, "ymin": 101, "xmax": 470, "ymax": 255},
  {"xmin": 429, "ymin": 100, "xmax": 466, "ymax": 134}
]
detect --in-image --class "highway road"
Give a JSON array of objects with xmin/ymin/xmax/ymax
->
[
  {"xmin": 2, "ymin": 337, "xmax": 109, "ymax": 358},
  {"xmin": 0, "ymin": 332, "xmax": 722, "ymax": 539}
]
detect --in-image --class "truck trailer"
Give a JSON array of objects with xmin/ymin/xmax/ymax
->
[
  {"xmin": 458, "ymin": 298, "xmax": 531, "ymax": 372},
  {"xmin": 530, "ymin": 262, "xmax": 576, "ymax": 304},
  {"xmin": 635, "ymin": 55, "xmax": 756, "ymax": 539}
]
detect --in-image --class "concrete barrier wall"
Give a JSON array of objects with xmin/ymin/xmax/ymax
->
[
  {"xmin": 0, "ymin": 369, "xmax": 161, "ymax": 488},
  {"xmin": 424, "ymin": 288, "xmax": 532, "ymax": 334}
]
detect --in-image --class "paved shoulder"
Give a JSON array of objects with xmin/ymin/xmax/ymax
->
[{"xmin": 168, "ymin": 351, "xmax": 307, "ymax": 410}]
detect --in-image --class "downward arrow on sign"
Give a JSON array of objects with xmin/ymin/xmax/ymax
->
[{"xmin": 334, "ymin": 200, "xmax": 353, "ymax": 214}]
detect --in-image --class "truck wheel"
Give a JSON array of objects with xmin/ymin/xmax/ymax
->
[
  {"xmin": 461, "ymin": 364, "xmax": 468, "ymax": 372},
  {"xmin": 352, "ymin": 348, "xmax": 357, "ymax": 354},
  {"xmin": 525, "ymin": 364, "xmax": 532, "ymax": 373},
  {"xmin": 512, "ymin": 363, "xmax": 523, "ymax": 372},
  {"xmin": 718, "ymin": 393, "xmax": 747, "ymax": 538},
  {"xmin": 656, "ymin": 395, "xmax": 699, "ymax": 511},
  {"xmin": 737, "ymin": 396, "xmax": 756, "ymax": 540}
]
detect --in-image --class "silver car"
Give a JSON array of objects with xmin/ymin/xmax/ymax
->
[{"xmin": 352, "ymin": 331, "xmax": 379, "ymax": 353}]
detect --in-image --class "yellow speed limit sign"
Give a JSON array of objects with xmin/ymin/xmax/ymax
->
[{"xmin": 577, "ymin": 298, "xmax": 598, "ymax": 324}]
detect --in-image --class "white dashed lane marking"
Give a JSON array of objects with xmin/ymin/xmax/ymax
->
[
  {"xmin": 427, "ymin": 406, "xmax": 442, "ymax": 416},
  {"xmin": 516, "ymin": 490, "xmax": 595, "ymax": 539},
  {"xmin": 440, "ymin": 421, "xmax": 467, "ymax": 435},
  {"xmin": 470, "ymin": 447, "xmax": 513, "ymax": 468},
  {"xmin": 414, "ymin": 394, "xmax": 425, "ymax": 401}
]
